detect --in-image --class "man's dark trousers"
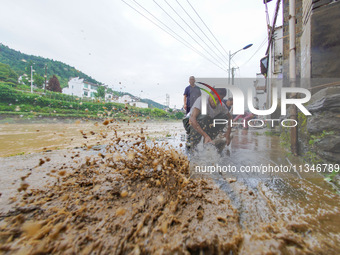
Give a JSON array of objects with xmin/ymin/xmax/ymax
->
[{"xmin": 182, "ymin": 113, "xmax": 228, "ymax": 149}]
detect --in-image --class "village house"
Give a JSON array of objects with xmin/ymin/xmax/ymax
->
[
  {"xmin": 129, "ymin": 101, "xmax": 148, "ymax": 108},
  {"xmin": 62, "ymin": 77, "xmax": 109, "ymax": 99}
]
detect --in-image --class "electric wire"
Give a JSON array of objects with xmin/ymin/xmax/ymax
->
[
  {"xmin": 232, "ymin": 59, "xmax": 239, "ymax": 67},
  {"xmin": 121, "ymin": 0, "xmax": 228, "ymax": 72},
  {"xmin": 265, "ymin": 0, "xmax": 281, "ymax": 55},
  {"xmin": 175, "ymin": 0, "xmax": 229, "ymax": 63},
  {"xmin": 152, "ymin": 0, "xmax": 228, "ymax": 69},
  {"xmin": 161, "ymin": 0, "xmax": 228, "ymax": 66},
  {"xmin": 130, "ymin": 0, "xmax": 228, "ymax": 72},
  {"xmin": 240, "ymin": 36, "xmax": 267, "ymax": 67},
  {"xmin": 264, "ymin": 0, "xmax": 271, "ymax": 37},
  {"xmin": 186, "ymin": 0, "xmax": 229, "ymax": 58},
  {"xmin": 122, "ymin": 0, "xmax": 187, "ymax": 48}
]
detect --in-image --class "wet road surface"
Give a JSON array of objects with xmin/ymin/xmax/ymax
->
[{"xmin": 0, "ymin": 121, "xmax": 339, "ymax": 253}]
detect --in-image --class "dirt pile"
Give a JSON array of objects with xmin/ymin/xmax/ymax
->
[{"xmin": 0, "ymin": 120, "xmax": 338, "ymax": 254}]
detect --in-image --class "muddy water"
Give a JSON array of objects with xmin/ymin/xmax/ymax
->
[
  {"xmin": 0, "ymin": 121, "xmax": 183, "ymax": 157},
  {"xmin": 0, "ymin": 121, "xmax": 183, "ymax": 211},
  {"xmin": 190, "ymin": 128, "xmax": 340, "ymax": 253},
  {"xmin": 0, "ymin": 120, "xmax": 339, "ymax": 254}
]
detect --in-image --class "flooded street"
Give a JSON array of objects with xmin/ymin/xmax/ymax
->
[
  {"xmin": 0, "ymin": 120, "xmax": 183, "ymax": 157},
  {"xmin": 2, "ymin": 0, "xmax": 340, "ymax": 252},
  {"xmin": 0, "ymin": 120, "xmax": 339, "ymax": 254}
]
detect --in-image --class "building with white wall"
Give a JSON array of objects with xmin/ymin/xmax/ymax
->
[
  {"xmin": 129, "ymin": 101, "xmax": 148, "ymax": 108},
  {"xmin": 62, "ymin": 77, "xmax": 106, "ymax": 98},
  {"xmin": 116, "ymin": 95, "xmax": 133, "ymax": 103},
  {"xmin": 105, "ymin": 93, "xmax": 117, "ymax": 102}
]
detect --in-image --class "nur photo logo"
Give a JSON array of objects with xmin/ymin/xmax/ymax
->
[{"xmin": 196, "ymin": 78, "xmax": 312, "ymax": 128}]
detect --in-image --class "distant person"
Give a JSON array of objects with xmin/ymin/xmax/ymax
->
[
  {"xmin": 233, "ymin": 111, "xmax": 255, "ymax": 129},
  {"xmin": 222, "ymin": 97, "xmax": 233, "ymax": 112},
  {"xmin": 183, "ymin": 88, "xmax": 232, "ymax": 149},
  {"xmin": 222, "ymin": 97, "xmax": 235, "ymax": 119},
  {"xmin": 183, "ymin": 76, "xmax": 201, "ymax": 115}
]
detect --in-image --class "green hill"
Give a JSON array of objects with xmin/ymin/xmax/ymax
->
[
  {"xmin": 0, "ymin": 44, "xmax": 167, "ymax": 109},
  {"xmin": 140, "ymin": 98, "xmax": 166, "ymax": 109},
  {"xmin": 112, "ymin": 91, "xmax": 166, "ymax": 109},
  {"xmin": 0, "ymin": 44, "xmax": 100, "ymax": 88}
]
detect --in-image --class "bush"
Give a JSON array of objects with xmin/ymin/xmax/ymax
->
[
  {"xmin": 0, "ymin": 83, "xmax": 181, "ymax": 120},
  {"xmin": 175, "ymin": 111, "xmax": 185, "ymax": 119},
  {"xmin": 0, "ymin": 83, "xmax": 17, "ymax": 102}
]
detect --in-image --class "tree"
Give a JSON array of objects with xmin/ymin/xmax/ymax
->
[
  {"xmin": 0, "ymin": 44, "xmax": 101, "ymax": 87},
  {"xmin": 175, "ymin": 111, "xmax": 185, "ymax": 119},
  {"xmin": 106, "ymin": 88, "xmax": 114, "ymax": 94},
  {"xmin": 22, "ymin": 61, "xmax": 34, "ymax": 86},
  {"xmin": 0, "ymin": 63, "xmax": 18, "ymax": 84},
  {"xmin": 33, "ymin": 74, "xmax": 44, "ymax": 88},
  {"xmin": 95, "ymin": 86, "xmax": 106, "ymax": 99},
  {"xmin": 19, "ymin": 74, "xmax": 30, "ymax": 86},
  {"xmin": 47, "ymin": 75, "xmax": 62, "ymax": 92}
]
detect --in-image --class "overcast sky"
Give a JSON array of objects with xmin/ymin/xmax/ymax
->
[{"xmin": 0, "ymin": 0, "xmax": 282, "ymax": 108}]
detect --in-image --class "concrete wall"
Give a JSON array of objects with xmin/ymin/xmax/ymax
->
[
  {"xmin": 282, "ymin": 0, "xmax": 340, "ymax": 163},
  {"xmin": 284, "ymin": 0, "xmax": 340, "ymax": 83},
  {"xmin": 310, "ymin": 1, "xmax": 340, "ymax": 79},
  {"xmin": 300, "ymin": 0, "xmax": 312, "ymax": 81}
]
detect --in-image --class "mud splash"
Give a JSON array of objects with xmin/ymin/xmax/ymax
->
[{"xmin": 0, "ymin": 120, "xmax": 339, "ymax": 254}]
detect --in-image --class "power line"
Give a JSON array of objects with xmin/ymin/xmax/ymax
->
[
  {"xmin": 186, "ymin": 0, "xmax": 229, "ymax": 58},
  {"xmin": 151, "ymin": 0, "xmax": 227, "ymax": 69},
  {"xmin": 122, "ymin": 0, "xmax": 226, "ymax": 71},
  {"xmin": 175, "ymin": 0, "xmax": 229, "ymax": 63},
  {"xmin": 121, "ymin": 0, "xmax": 228, "ymax": 72},
  {"xmin": 265, "ymin": 0, "xmax": 281, "ymax": 55},
  {"xmin": 161, "ymin": 0, "xmax": 228, "ymax": 66},
  {"xmin": 240, "ymin": 37, "xmax": 267, "ymax": 67},
  {"xmin": 232, "ymin": 58, "xmax": 239, "ymax": 68},
  {"xmin": 126, "ymin": 0, "xmax": 190, "ymax": 48}
]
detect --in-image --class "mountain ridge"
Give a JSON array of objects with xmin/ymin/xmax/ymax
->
[{"xmin": 0, "ymin": 43, "xmax": 166, "ymax": 109}]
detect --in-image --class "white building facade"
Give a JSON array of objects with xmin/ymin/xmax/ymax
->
[
  {"xmin": 116, "ymin": 95, "xmax": 133, "ymax": 103},
  {"xmin": 129, "ymin": 101, "xmax": 148, "ymax": 108},
  {"xmin": 62, "ymin": 77, "xmax": 106, "ymax": 98}
]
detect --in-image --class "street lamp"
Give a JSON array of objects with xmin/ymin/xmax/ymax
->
[{"xmin": 228, "ymin": 44, "xmax": 253, "ymax": 85}]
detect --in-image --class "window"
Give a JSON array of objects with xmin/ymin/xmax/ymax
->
[
  {"xmin": 84, "ymin": 91, "xmax": 88, "ymax": 96},
  {"xmin": 84, "ymin": 84, "xmax": 88, "ymax": 88}
]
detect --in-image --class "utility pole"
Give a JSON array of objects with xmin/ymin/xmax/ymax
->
[
  {"xmin": 232, "ymin": 67, "xmax": 234, "ymax": 85},
  {"xmin": 30, "ymin": 65, "xmax": 34, "ymax": 93},
  {"xmin": 228, "ymin": 44, "xmax": 253, "ymax": 91},
  {"xmin": 166, "ymin": 94, "xmax": 170, "ymax": 108},
  {"xmin": 289, "ymin": 0, "xmax": 298, "ymax": 155},
  {"xmin": 44, "ymin": 64, "xmax": 47, "ymax": 94},
  {"xmin": 228, "ymin": 50, "xmax": 231, "ymax": 85},
  {"xmin": 231, "ymin": 67, "xmax": 239, "ymax": 85}
]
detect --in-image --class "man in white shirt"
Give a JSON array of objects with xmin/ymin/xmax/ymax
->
[{"xmin": 183, "ymin": 88, "xmax": 232, "ymax": 150}]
